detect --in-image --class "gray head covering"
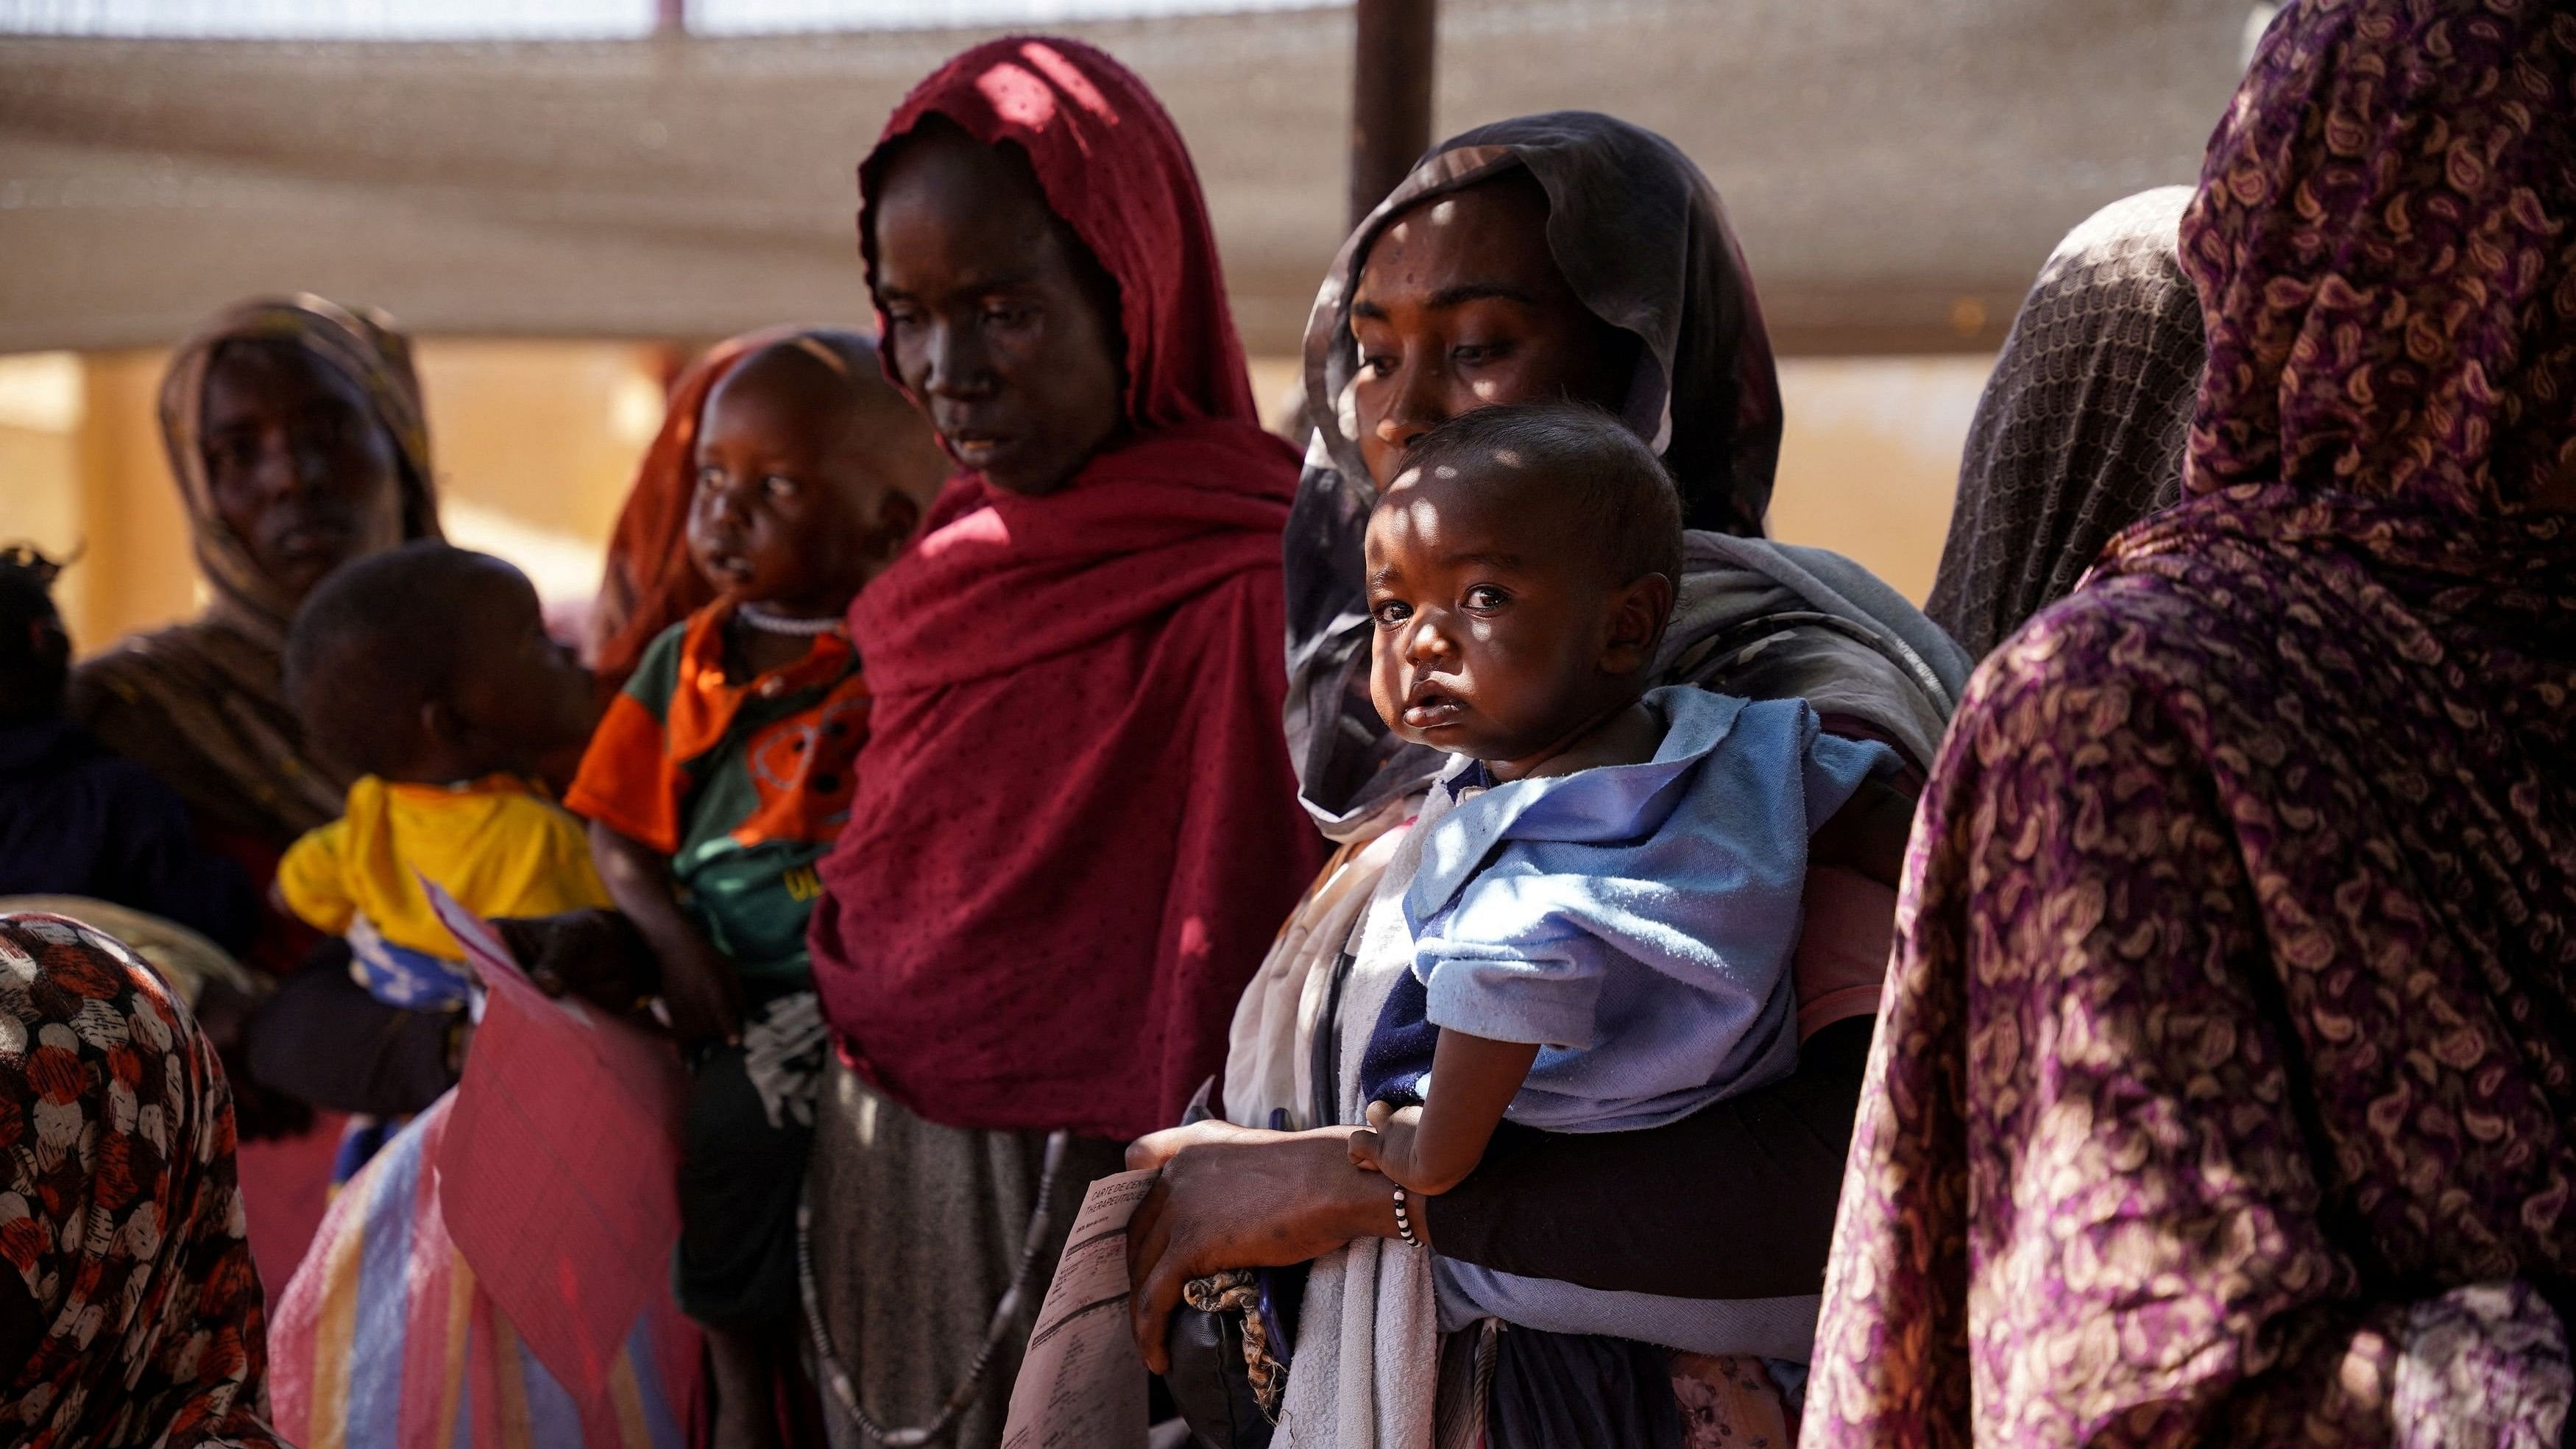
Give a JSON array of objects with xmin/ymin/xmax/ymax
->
[
  {"xmin": 1284, "ymin": 112, "xmax": 1971, "ymax": 837},
  {"xmin": 1925, "ymin": 187, "xmax": 2202, "ymax": 662}
]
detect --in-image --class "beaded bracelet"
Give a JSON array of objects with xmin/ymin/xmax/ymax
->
[{"xmin": 1392, "ymin": 1186, "xmax": 1421, "ymax": 1247}]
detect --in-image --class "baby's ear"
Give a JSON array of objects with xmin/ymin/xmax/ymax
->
[
  {"xmin": 1602, "ymin": 572, "xmax": 1674, "ymax": 675},
  {"xmin": 872, "ymin": 488, "xmax": 924, "ymax": 559},
  {"xmin": 418, "ymin": 697, "xmax": 470, "ymax": 754}
]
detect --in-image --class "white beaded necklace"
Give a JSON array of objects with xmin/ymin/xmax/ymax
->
[{"xmin": 736, "ymin": 602, "xmax": 845, "ymax": 637}]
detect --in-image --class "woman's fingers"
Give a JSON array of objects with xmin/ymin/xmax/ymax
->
[{"xmin": 1125, "ymin": 1173, "xmax": 1180, "ymax": 1372}]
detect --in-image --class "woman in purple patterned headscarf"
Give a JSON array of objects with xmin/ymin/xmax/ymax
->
[{"xmin": 1805, "ymin": 1, "xmax": 2576, "ymax": 1445}]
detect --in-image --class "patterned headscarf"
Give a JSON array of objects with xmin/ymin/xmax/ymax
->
[
  {"xmin": 1810, "ymin": 4, "xmax": 2576, "ymax": 1445},
  {"xmin": 1925, "ymin": 187, "xmax": 2201, "ymax": 662},
  {"xmin": 69, "ymin": 296, "xmax": 442, "ymax": 846},
  {"xmin": 0, "ymin": 913, "xmax": 281, "ymax": 1448}
]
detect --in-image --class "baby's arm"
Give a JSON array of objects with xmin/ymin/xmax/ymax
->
[
  {"xmin": 272, "ymin": 820, "xmax": 356, "ymax": 935},
  {"xmin": 587, "ymin": 818, "xmax": 743, "ymax": 1047},
  {"xmin": 1348, "ymin": 1029, "xmax": 1540, "ymax": 1196}
]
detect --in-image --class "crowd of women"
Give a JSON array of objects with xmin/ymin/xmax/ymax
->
[{"xmin": 2, "ymin": 0, "xmax": 2571, "ymax": 1443}]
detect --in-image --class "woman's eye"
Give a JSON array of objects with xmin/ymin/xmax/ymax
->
[
  {"xmin": 1451, "ymin": 341, "xmax": 1509, "ymax": 366},
  {"xmin": 1359, "ymin": 353, "xmax": 1396, "ymax": 380}
]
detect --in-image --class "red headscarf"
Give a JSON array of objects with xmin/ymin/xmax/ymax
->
[{"xmin": 812, "ymin": 36, "xmax": 1326, "ymax": 1140}]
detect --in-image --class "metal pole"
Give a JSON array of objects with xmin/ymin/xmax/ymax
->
[{"xmin": 1349, "ymin": 0, "xmax": 1437, "ymax": 230}]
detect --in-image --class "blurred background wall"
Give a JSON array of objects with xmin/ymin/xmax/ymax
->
[
  {"xmin": 1, "ymin": 0, "xmax": 2256, "ymax": 656},
  {"xmin": 0, "ymin": 344, "xmax": 1992, "ymax": 655}
]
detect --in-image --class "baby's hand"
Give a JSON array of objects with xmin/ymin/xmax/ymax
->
[
  {"xmin": 658, "ymin": 935, "xmax": 745, "ymax": 1047},
  {"xmin": 1348, "ymin": 1100, "xmax": 1426, "ymax": 1182}
]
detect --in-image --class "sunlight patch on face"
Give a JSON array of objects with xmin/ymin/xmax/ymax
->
[
  {"xmin": 1387, "ymin": 221, "xmax": 1412, "ymax": 247},
  {"xmin": 1470, "ymin": 378, "xmax": 1501, "ymax": 402},
  {"xmin": 1429, "ymin": 199, "xmax": 1457, "ymax": 227},
  {"xmin": 1390, "ymin": 465, "xmax": 1425, "ymax": 494},
  {"xmin": 1338, "ymin": 378, "xmax": 1363, "ymax": 441},
  {"xmin": 1487, "ymin": 448, "xmax": 1524, "ymax": 470}
]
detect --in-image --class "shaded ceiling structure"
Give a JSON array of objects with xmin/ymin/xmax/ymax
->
[{"xmin": 0, "ymin": 0, "xmax": 2251, "ymax": 357}]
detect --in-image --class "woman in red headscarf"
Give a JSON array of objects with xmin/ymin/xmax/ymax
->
[{"xmin": 800, "ymin": 35, "xmax": 1327, "ymax": 1448}]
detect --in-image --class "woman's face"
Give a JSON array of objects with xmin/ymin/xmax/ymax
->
[
  {"xmin": 199, "ymin": 339, "xmax": 406, "ymax": 607},
  {"xmin": 1347, "ymin": 171, "xmax": 1639, "ymax": 491},
  {"xmin": 871, "ymin": 124, "xmax": 1125, "ymax": 498}
]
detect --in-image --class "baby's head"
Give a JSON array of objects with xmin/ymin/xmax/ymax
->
[
  {"xmin": 0, "ymin": 545, "xmax": 70, "ymax": 729},
  {"xmin": 285, "ymin": 543, "xmax": 597, "ymax": 790},
  {"xmin": 687, "ymin": 331, "xmax": 947, "ymax": 616},
  {"xmin": 1364, "ymin": 401, "xmax": 1682, "ymax": 770}
]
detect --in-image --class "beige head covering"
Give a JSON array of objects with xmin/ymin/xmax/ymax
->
[{"xmin": 68, "ymin": 295, "xmax": 442, "ymax": 846}]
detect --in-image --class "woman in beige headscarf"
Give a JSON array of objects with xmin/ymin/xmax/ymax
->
[
  {"xmin": 71, "ymin": 294, "xmax": 441, "ymax": 856},
  {"xmin": 66, "ymin": 295, "xmax": 450, "ymax": 1286}
]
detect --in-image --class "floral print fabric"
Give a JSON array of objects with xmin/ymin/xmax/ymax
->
[
  {"xmin": 1807, "ymin": 2, "xmax": 2576, "ymax": 1445},
  {"xmin": 0, "ymin": 913, "xmax": 281, "ymax": 1448}
]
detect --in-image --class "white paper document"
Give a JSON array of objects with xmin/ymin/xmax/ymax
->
[{"xmin": 1002, "ymin": 1166, "xmax": 1161, "ymax": 1448}]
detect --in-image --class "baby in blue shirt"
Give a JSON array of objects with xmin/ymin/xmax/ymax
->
[{"xmin": 1347, "ymin": 401, "xmax": 1895, "ymax": 1195}]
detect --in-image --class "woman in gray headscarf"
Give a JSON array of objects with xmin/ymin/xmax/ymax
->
[
  {"xmin": 1925, "ymin": 187, "xmax": 2203, "ymax": 662},
  {"xmin": 1128, "ymin": 112, "xmax": 1972, "ymax": 1448}
]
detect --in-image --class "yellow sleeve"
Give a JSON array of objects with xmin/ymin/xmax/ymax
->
[
  {"xmin": 550, "ymin": 807, "xmax": 615, "ymax": 913},
  {"xmin": 485, "ymin": 796, "xmax": 616, "ymax": 919},
  {"xmin": 275, "ymin": 820, "xmax": 358, "ymax": 936}
]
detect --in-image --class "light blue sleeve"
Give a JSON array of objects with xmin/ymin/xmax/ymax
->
[{"xmin": 1412, "ymin": 885, "xmax": 1621, "ymax": 1049}]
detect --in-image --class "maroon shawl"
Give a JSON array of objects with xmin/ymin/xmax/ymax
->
[
  {"xmin": 810, "ymin": 37, "xmax": 1326, "ymax": 1141},
  {"xmin": 1811, "ymin": 3, "xmax": 2576, "ymax": 1445}
]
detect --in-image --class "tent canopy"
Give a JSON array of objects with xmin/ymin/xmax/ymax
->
[{"xmin": 0, "ymin": 0, "xmax": 2251, "ymax": 356}]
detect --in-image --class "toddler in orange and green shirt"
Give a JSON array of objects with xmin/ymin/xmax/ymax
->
[{"xmin": 565, "ymin": 331, "xmax": 937, "ymax": 1445}]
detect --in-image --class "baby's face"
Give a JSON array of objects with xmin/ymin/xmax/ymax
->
[
  {"xmin": 446, "ymin": 563, "xmax": 598, "ymax": 788},
  {"xmin": 1363, "ymin": 461, "xmax": 1630, "ymax": 770},
  {"xmin": 687, "ymin": 351, "xmax": 896, "ymax": 615}
]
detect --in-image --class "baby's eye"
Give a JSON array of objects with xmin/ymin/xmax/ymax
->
[
  {"xmin": 762, "ymin": 475, "xmax": 799, "ymax": 500},
  {"xmin": 1463, "ymin": 586, "xmax": 1510, "ymax": 610},
  {"xmin": 983, "ymin": 302, "xmax": 1036, "ymax": 327},
  {"xmin": 693, "ymin": 466, "xmax": 725, "ymax": 495},
  {"xmin": 1370, "ymin": 599, "xmax": 1412, "ymax": 627}
]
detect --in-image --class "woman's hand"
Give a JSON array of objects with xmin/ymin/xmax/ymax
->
[{"xmin": 1125, "ymin": 1126, "xmax": 1406, "ymax": 1374}]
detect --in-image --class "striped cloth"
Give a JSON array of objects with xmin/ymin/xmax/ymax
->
[{"xmin": 265, "ymin": 1094, "xmax": 703, "ymax": 1448}]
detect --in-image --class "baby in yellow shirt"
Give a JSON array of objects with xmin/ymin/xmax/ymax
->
[{"xmin": 277, "ymin": 543, "xmax": 607, "ymax": 1009}]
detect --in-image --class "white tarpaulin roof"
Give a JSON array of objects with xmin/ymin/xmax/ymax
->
[{"xmin": 0, "ymin": 0, "xmax": 2252, "ymax": 356}]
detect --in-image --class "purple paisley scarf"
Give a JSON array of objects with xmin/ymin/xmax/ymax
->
[{"xmin": 1808, "ymin": 2, "xmax": 2576, "ymax": 1445}]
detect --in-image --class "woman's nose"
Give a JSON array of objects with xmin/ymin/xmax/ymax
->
[
  {"xmin": 1373, "ymin": 352, "xmax": 1448, "ymax": 450},
  {"xmin": 252, "ymin": 428, "xmax": 313, "ymax": 499},
  {"xmin": 921, "ymin": 319, "xmax": 993, "ymax": 398}
]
